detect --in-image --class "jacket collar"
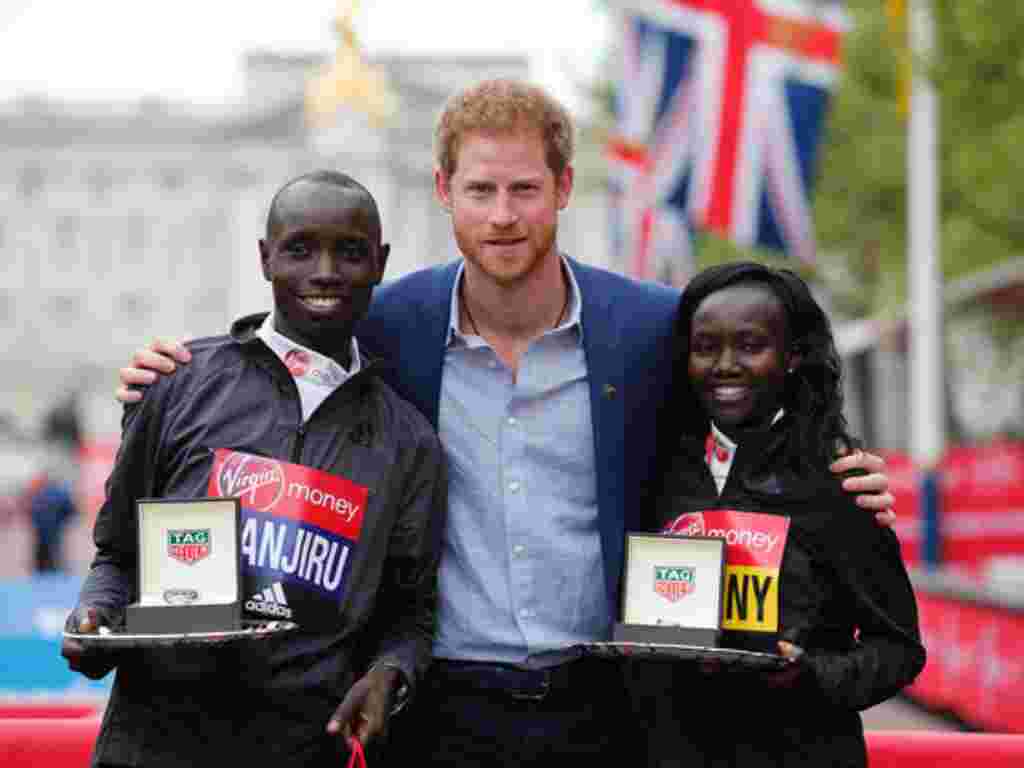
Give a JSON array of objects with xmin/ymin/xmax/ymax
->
[
  {"xmin": 230, "ymin": 312, "xmax": 269, "ymax": 343},
  {"xmin": 229, "ymin": 312, "xmax": 382, "ymax": 394}
]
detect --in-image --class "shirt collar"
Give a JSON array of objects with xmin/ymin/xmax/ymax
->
[
  {"xmin": 256, "ymin": 313, "xmax": 361, "ymax": 384},
  {"xmin": 709, "ymin": 409, "xmax": 786, "ymax": 453},
  {"xmin": 708, "ymin": 421, "xmax": 737, "ymax": 461},
  {"xmin": 446, "ymin": 254, "xmax": 584, "ymax": 347}
]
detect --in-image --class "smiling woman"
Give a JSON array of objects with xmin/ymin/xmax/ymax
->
[
  {"xmin": 640, "ymin": 261, "xmax": 924, "ymax": 768},
  {"xmin": 687, "ymin": 282, "xmax": 796, "ymax": 439}
]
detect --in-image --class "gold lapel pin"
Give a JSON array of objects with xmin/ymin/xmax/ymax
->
[{"xmin": 603, "ymin": 384, "xmax": 617, "ymax": 399}]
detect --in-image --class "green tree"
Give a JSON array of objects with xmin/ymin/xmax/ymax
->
[
  {"xmin": 587, "ymin": 2, "xmax": 1024, "ymax": 317},
  {"xmin": 814, "ymin": 0, "xmax": 1024, "ymax": 316}
]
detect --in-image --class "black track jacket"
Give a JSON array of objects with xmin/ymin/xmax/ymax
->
[
  {"xmin": 77, "ymin": 314, "xmax": 446, "ymax": 767},
  {"xmin": 636, "ymin": 422, "xmax": 925, "ymax": 768}
]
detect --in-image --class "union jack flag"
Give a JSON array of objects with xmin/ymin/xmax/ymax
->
[{"xmin": 608, "ymin": 0, "xmax": 847, "ymax": 279}]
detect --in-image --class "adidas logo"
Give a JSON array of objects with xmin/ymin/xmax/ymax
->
[{"xmin": 245, "ymin": 582, "xmax": 293, "ymax": 618}]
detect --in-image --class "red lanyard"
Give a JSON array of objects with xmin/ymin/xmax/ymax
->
[
  {"xmin": 346, "ymin": 738, "xmax": 366, "ymax": 768},
  {"xmin": 705, "ymin": 432, "xmax": 731, "ymax": 465}
]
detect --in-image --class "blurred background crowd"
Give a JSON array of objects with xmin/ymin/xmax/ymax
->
[{"xmin": 1, "ymin": 0, "xmax": 1021, "ymax": 733}]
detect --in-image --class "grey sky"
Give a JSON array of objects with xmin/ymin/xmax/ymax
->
[{"xmin": 0, "ymin": 0, "xmax": 610, "ymax": 110}]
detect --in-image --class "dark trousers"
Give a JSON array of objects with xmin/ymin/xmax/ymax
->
[{"xmin": 386, "ymin": 657, "xmax": 643, "ymax": 767}]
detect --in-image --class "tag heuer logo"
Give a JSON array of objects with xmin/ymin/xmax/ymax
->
[
  {"xmin": 654, "ymin": 565, "xmax": 695, "ymax": 603},
  {"xmin": 167, "ymin": 529, "xmax": 211, "ymax": 565},
  {"xmin": 163, "ymin": 588, "xmax": 200, "ymax": 605}
]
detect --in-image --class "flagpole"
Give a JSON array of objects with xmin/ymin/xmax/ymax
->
[{"xmin": 907, "ymin": 0, "xmax": 943, "ymax": 568}]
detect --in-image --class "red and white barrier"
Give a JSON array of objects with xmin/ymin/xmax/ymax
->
[
  {"xmin": 866, "ymin": 731, "xmax": 1024, "ymax": 768},
  {"xmin": 0, "ymin": 703, "xmax": 99, "ymax": 719},
  {"xmin": 884, "ymin": 442, "xmax": 1024, "ymax": 574},
  {"xmin": 2, "ymin": 718, "xmax": 1024, "ymax": 768},
  {"xmin": 0, "ymin": 717, "xmax": 101, "ymax": 768},
  {"xmin": 908, "ymin": 589, "xmax": 1024, "ymax": 732}
]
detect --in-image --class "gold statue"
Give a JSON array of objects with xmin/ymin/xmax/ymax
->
[{"xmin": 305, "ymin": 0, "xmax": 398, "ymax": 125}]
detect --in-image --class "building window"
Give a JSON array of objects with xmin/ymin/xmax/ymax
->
[
  {"xmin": 45, "ymin": 295, "xmax": 81, "ymax": 327},
  {"xmin": 17, "ymin": 166, "xmax": 45, "ymax": 202},
  {"xmin": 159, "ymin": 168, "xmax": 185, "ymax": 192},
  {"xmin": 55, "ymin": 215, "xmax": 79, "ymax": 251},
  {"xmin": 198, "ymin": 212, "xmax": 224, "ymax": 249},
  {"xmin": 52, "ymin": 215, "xmax": 82, "ymax": 275},
  {"xmin": 225, "ymin": 164, "xmax": 258, "ymax": 189},
  {"xmin": 88, "ymin": 168, "xmax": 113, "ymax": 205},
  {"xmin": 119, "ymin": 215, "xmax": 148, "ymax": 265},
  {"xmin": 116, "ymin": 291, "xmax": 153, "ymax": 324}
]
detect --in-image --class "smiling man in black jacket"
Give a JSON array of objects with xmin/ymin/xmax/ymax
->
[{"xmin": 61, "ymin": 170, "xmax": 446, "ymax": 768}]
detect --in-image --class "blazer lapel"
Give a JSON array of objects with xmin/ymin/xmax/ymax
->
[
  {"xmin": 571, "ymin": 259, "xmax": 627, "ymax": 609},
  {"xmin": 416, "ymin": 261, "xmax": 460, "ymax": 428}
]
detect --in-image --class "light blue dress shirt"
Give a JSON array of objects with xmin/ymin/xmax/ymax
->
[{"xmin": 432, "ymin": 259, "xmax": 612, "ymax": 665}]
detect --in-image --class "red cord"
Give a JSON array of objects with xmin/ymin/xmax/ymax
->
[{"xmin": 346, "ymin": 737, "xmax": 366, "ymax": 768}]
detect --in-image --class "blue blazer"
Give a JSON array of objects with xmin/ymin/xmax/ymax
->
[{"xmin": 356, "ymin": 258, "xmax": 681, "ymax": 613}]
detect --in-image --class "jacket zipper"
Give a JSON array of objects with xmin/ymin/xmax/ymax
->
[
  {"xmin": 292, "ymin": 423, "xmax": 306, "ymax": 464},
  {"xmin": 266, "ymin": 351, "xmax": 373, "ymax": 465}
]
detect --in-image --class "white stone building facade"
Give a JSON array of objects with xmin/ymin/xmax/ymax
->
[{"xmin": 0, "ymin": 52, "xmax": 613, "ymax": 440}]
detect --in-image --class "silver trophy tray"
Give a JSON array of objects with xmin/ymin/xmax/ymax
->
[
  {"xmin": 63, "ymin": 619, "xmax": 298, "ymax": 649},
  {"xmin": 527, "ymin": 641, "xmax": 792, "ymax": 671},
  {"xmin": 581, "ymin": 641, "xmax": 791, "ymax": 670}
]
